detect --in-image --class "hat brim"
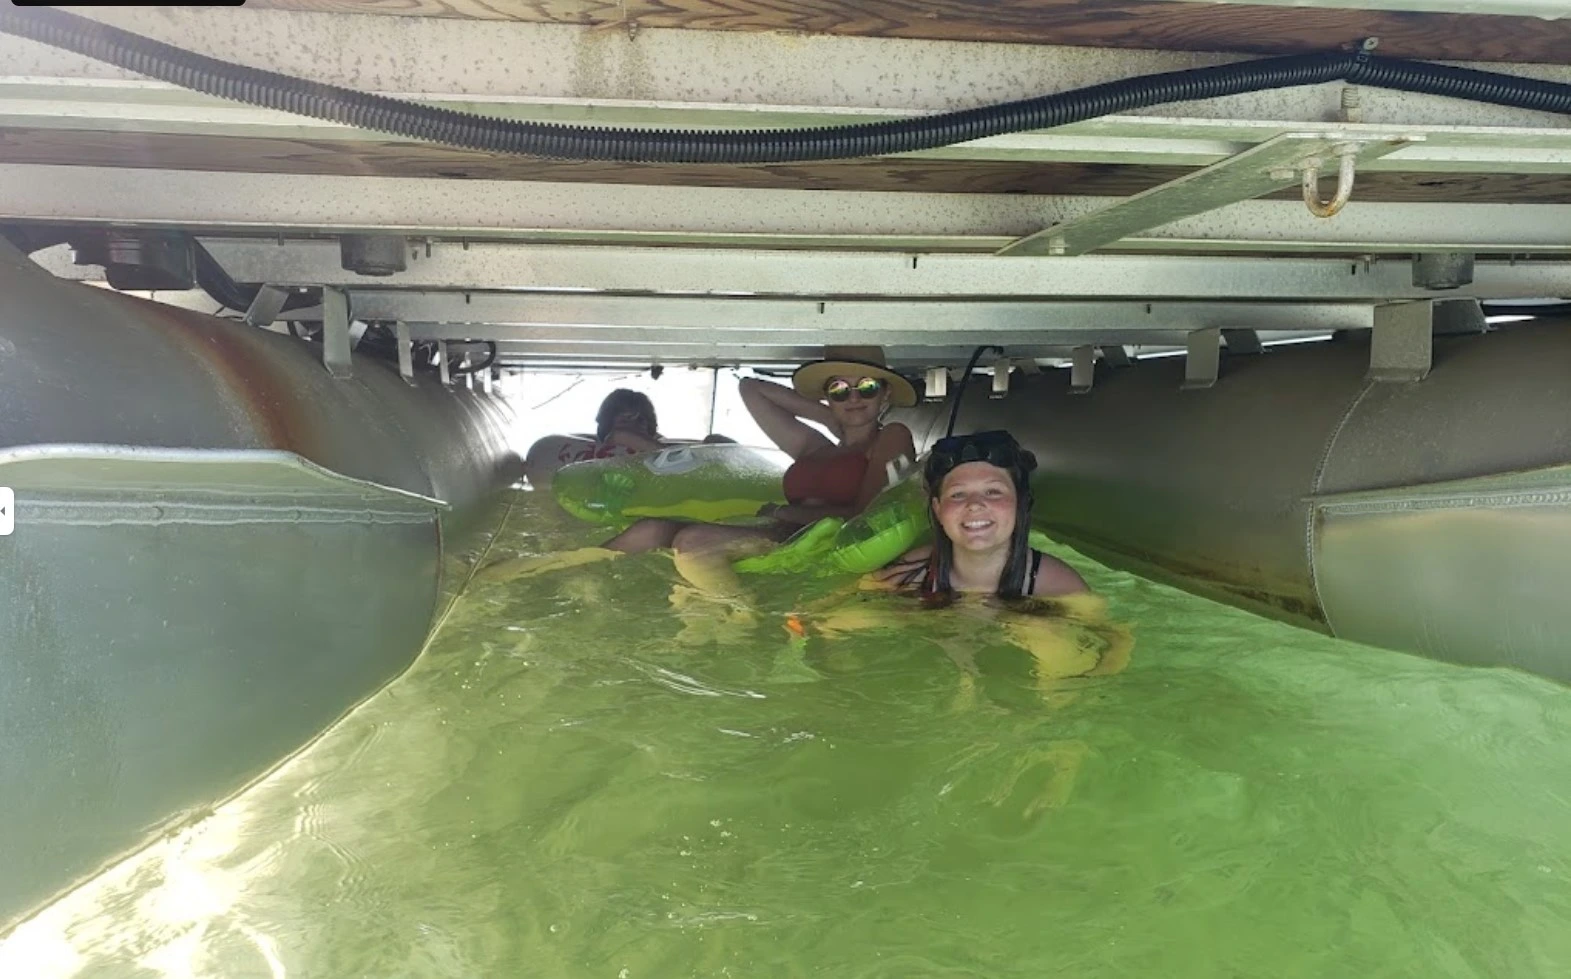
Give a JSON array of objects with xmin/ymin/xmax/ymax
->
[{"xmin": 792, "ymin": 360, "xmax": 917, "ymax": 407}]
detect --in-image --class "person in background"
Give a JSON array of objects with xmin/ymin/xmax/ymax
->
[
  {"xmin": 596, "ymin": 388, "xmax": 735, "ymax": 454},
  {"xmin": 593, "ymin": 389, "xmax": 664, "ymax": 452}
]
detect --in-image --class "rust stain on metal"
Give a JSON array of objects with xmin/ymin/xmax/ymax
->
[{"xmin": 118, "ymin": 294, "xmax": 318, "ymax": 455}]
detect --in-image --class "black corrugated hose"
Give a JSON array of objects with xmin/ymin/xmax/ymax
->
[
  {"xmin": 946, "ymin": 345, "xmax": 1004, "ymax": 439},
  {"xmin": 3, "ymin": 7, "xmax": 1570, "ymax": 164}
]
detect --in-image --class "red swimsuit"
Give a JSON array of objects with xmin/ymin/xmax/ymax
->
[{"xmin": 781, "ymin": 450, "xmax": 869, "ymax": 506}]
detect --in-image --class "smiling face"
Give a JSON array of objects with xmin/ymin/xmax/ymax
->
[
  {"xmin": 932, "ymin": 461, "xmax": 1018, "ymax": 553},
  {"xmin": 823, "ymin": 374, "xmax": 890, "ymax": 426}
]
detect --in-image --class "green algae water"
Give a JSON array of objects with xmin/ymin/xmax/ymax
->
[{"xmin": 8, "ymin": 489, "xmax": 1571, "ymax": 978}]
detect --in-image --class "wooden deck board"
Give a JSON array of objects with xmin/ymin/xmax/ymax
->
[
  {"xmin": 244, "ymin": 0, "xmax": 1571, "ymax": 64},
  {"xmin": 7, "ymin": 127, "xmax": 1571, "ymax": 203}
]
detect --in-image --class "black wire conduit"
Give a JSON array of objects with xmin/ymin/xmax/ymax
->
[{"xmin": 3, "ymin": 7, "xmax": 1571, "ymax": 164}]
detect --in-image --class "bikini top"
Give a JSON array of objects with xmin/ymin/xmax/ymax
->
[
  {"xmin": 894, "ymin": 549, "xmax": 1046, "ymax": 595},
  {"xmin": 782, "ymin": 449, "xmax": 870, "ymax": 507}
]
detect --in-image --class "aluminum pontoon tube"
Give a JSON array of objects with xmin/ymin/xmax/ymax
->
[
  {"xmin": 897, "ymin": 324, "xmax": 1571, "ymax": 683},
  {"xmin": 0, "ymin": 241, "xmax": 522, "ymax": 929}
]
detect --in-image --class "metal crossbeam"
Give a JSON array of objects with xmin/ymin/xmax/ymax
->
[
  {"xmin": 9, "ymin": 166, "xmax": 1571, "ymax": 256},
  {"xmin": 469, "ymin": 334, "xmax": 1337, "ymax": 370},
  {"xmin": 58, "ymin": 241, "xmax": 1567, "ymax": 303},
  {"xmin": 484, "ymin": 340, "xmax": 1084, "ymax": 365},
  {"xmin": 409, "ymin": 325, "xmax": 1336, "ymax": 350},
  {"xmin": 1000, "ymin": 132, "xmax": 1419, "ymax": 256},
  {"xmin": 348, "ymin": 293, "xmax": 1375, "ymax": 336}
]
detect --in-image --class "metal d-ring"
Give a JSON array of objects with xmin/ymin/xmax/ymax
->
[{"xmin": 1301, "ymin": 145, "xmax": 1359, "ymax": 218}]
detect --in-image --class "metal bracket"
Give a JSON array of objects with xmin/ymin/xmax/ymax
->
[
  {"xmin": 321, "ymin": 286, "xmax": 353, "ymax": 379},
  {"xmin": 1222, "ymin": 328, "xmax": 1263, "ymax": 355},
  {"xmin": 1181, "ymin": 327, "xmax": 1221, "ymax": 390},
  {"xmin": 243, "ymin": 284, "xmax": 290, "ymax": 329},
  {"xmin": 394, "ymin": 320, "xmax": 416, "ymax": 384},
  {"xmin": 1433, "ymin": 298, "xmax": 1487, "ymax": 336},
  {"xmin": 482, "ymin": 367, "xmax": 494, "ymax": 395},
  {"xmin": 1070, "ymin": 345, "xmax": 1095, "ymax": 394},
  {"xmin": 437, "ymin": 339, "xmax": 451, "ymax": 386},
  {"xmin": 998, "ymin": 130, "xmax": 1421, "ymax": 257},
  {"xmin": 1099, "ymin": 345, "xmax": 1132, "ymax": 368},
  {"xmin": 340, "ymin": 234, "xmax": 408, "ymax": 276},
  {"xmin": 989, "ymin": 359, "xmax": 1012, "ymax": 399},
  {"xmin": 1413, "ymin": 252, "xmax": 1475, "ymax": 290},
  {"xmin": 924, "ymin": 366, "xmax": 948, "ymax": 402},
  {"xmin": 1369, "ymin": 301, "xmax": 1433, "ymax": 383}
]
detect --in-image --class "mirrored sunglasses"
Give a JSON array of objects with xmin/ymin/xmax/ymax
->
[{"xmin": 824, "ymin": 376, "xmax": 886, "ymax": 402}]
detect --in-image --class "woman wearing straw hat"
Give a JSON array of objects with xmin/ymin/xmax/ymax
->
[{"xmin": 658, "ymin": 346, "xmax": 917, "ymax": 594}]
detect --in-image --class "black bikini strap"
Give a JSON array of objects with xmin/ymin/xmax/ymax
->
[{"xmin": 1028, "ymin": 549, "xmax": 1043, "ymax": 594}]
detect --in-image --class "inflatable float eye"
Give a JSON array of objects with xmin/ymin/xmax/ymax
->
[{"xmin": 644, "ymin": 446, "xmax": 700, "ymax": 475}]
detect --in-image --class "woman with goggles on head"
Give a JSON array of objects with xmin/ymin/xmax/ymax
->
[
  {"xmin": 604, "ymin": 346, "xmax": 917, "ymax": 589},
  {"xmin": 786, "ymin": 430, "xmax": 1127, "ymax": 702},
  {"xmin": 872, "ymin": 430, "xmax": 1089, "ymax": 601}
]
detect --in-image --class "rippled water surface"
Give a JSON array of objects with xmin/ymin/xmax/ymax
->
[{"xmin": 8, "ymin": 490, "xmax": 1571, "ymax": 978}]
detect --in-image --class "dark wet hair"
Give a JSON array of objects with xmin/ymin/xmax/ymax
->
[
  {"xmin": 595, "ymin": 389, "xmax": 657, "ymax": 442},
  {"xmin": 920, "ymin": 430, "xmax": 1038, "ymax": 605}
]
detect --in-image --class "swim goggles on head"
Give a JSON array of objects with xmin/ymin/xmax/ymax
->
[
  {"xmin": 824, "ymin": 377, "xmax": 886, "ymax": 402},
  {"xmin": 924, "ymin": 430, "xmax": 1037, "ymax": 485}
]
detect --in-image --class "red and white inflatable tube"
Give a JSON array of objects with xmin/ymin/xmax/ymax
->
[{"xmin": 524, "ymin": 434, "xmax": 640, "ymax": 488}]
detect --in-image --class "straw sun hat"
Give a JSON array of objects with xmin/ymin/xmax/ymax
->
[{"xmin": 790, "ymin": 345, "xmax": 918, "ymax": 408}]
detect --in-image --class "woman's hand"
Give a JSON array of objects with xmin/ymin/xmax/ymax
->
[{"xmin": 860, "ymin": 544, "xmax": 933, "ymax": 590}]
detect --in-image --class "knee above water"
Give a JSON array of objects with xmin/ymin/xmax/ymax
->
[{"xmin": 671, "ymin": 524, "xmax": 722, "ymax": 553}]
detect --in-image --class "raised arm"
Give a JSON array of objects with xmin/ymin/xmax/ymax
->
[{"xmin": 739, "ymin": 377, "xmax": 837, "ymax": 459}]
